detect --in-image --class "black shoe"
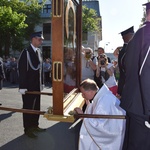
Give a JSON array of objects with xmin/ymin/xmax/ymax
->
[
  {"xmin": 24, "ymin": 129, "xmax": 37, "ymax": 138},
  {"xmin": 33, "ymin": 127, "xmax": 46, "ymax": 132}
]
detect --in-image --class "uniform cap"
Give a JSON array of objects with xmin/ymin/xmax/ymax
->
[
  {"xmin": 120, "ymin": 26, "xmax": 134, "ymax": 36},
  {"xmin": 143, "ymin": 2, "xmax": 150, "ymax": 11},
  {"xmin": 30, "ymin": 31, "xmax": 44, "ymax": 39}
]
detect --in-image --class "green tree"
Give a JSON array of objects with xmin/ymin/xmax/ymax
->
[
  {"xmin": 0, "ymin": 6, "xmax": 27, "ymax": 56},
  {"xmin": 82, "ymin": 5, "xmax": 101, "ymax": 33},
  {"xmin": 0, "ymin": 0, "xmax": 45, "ymax": 56}
]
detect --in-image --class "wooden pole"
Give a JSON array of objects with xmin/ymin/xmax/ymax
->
[
  {"xmin": 74, "ymin": 113, "xmax": 126, "ymax": 119},
  {"xmin": 0, "ymin": 106, "xmax": 46, "ymax": 115},
  {"xmin": 25, "ymin": 91, "xmax": 52, "ymax": 96}
]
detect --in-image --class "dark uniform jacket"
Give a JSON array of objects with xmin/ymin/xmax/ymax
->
[
  {"xmin": 120, "ymin": 22, "xmax": 150, "ymax": 116},
  {"xmin": 117, "ymin": 43, "xmax": 127, "ymax": 95},
  {"xmin": 18, "ymin": 45, "xmax": 43, "ymax": 92}
]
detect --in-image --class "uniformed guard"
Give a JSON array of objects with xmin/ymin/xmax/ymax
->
[
  {"xmin": 120, "ymin": 2, "xmax": 150, "ymax": 149},
  {"xmin": 18, "ymin": 31, "xmax": 46, "ymax": 138},
  {"xmin": 117, "ymin": 26, "xmax": 134, "ymax": 96}
]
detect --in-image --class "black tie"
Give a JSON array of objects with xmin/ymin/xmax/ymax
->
[{"xmin": 36, "ymin": 50, "xmax": 38, "ymax": 56}]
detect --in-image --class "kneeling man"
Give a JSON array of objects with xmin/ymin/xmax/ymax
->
[{"xmin": 74, "ymin": 79, "xmax": 126, "ymax": 150}]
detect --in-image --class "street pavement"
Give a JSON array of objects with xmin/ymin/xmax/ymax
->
[{"xmin": 0, "ymin": 82, "xmax": 80, "ymax": 150}]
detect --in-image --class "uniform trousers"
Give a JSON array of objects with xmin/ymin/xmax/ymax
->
[
  {"xmin": 123, "ymin": 112, "xmax": 150, "ymax": 150},
  {"xmin": 22, "ymin": 94, "xmax": 40, "ymax": 130}
]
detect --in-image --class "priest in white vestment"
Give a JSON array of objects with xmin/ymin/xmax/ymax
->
[{"xmin": 74, "ymin": 79, "xmax": 126, "ymax": 150}]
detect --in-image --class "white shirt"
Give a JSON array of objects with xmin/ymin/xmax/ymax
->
[
  {"xmin": 31, "ymin": 44, "xmax": 37, "ymax": 53},
  {"xmin": 101, "ymin": 63, "xmax": 117, "ymax": 88},
  {"xmin": 81, "ymin": 53, "xmax": 97, "ymax": 81},
  {"xmin": 79, "ymin": 84, "xmax": 126, "ymax": 150}
]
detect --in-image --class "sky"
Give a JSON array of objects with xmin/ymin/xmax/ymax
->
[{"xmin": 98, "ymin": 0, "xmax": 148, "ymax": 53}]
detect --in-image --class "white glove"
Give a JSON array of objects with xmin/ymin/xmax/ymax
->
[
  {"xmin": 145, "ymin": 121, "xmax": 150, "ymax": 128},
  {"xmin": 19, "ymin": 89, "xmax": 27, "ymax": 95},
  {"xmin": 40, "ymin": 84, "xmax": 44, "ymax": 91}
]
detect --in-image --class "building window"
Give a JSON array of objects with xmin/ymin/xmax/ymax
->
[
  {"xmin": 43, "ymin": 23, "xmax": 51, "ymax": 40},
  {"xmin": 43, "ymin": 4, "xmax": 51, "ymax": 14}
]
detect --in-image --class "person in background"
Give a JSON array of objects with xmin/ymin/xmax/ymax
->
[
  {"xmin": 113, "ymin": 46, "xmax": 122, "ymax": 59},
  {"xmin": 97, "ymin": 47, "xmax": 111, "ymax": 63},
  {"xmin": 64, "ymin": 47, "xmax": 76, "ymax": 93},
  {"xmin": 96, "ymin": 54, "xmax": 118, "ymax": 95},
  {"xmin": 0, "ymin": 57, "xmax": 5, "ymax": 89},
  {"xmin": 81, "ymin": 47, "xmax": 97, "ymax": 81},
  {"xmin": 116, "ymin": 26, "xmax": 134, "ymax": 98},
  {"xmin": 64, "ymin": 61, "xmax": 76, "ymax": 93},
  {"xmin": 9, "ymin": 57, "xmax": 18, "ymax": 84},
  {"xmin": 3, "ymin": 57, "xmax": 11, "ymax": 82},
  {"xmin": 120, "ymin": 3, "xmax": 150, "ymax": 149},
  {"xmin": 112, "ymin": 59, "xmax": 120, "ymax": 82},
  {"xmin": 0, "ymin": 57, "xmax": 5, "ymax": 105},
  {"xmin": 74, "ymin": 79, "xmax": 126, "ymax": 150},
  {"xmin": 43, "ymin": 58, "xmax": 51, "ymax": 86},
  {"xmin": 18, "ymin": 31, "xmax": 45, "ymax": 138},
  {"xmin": 81, "ymin": 47, "xmax": 98, "ymax": 111},
  {"xmin": 96, "ymin": 47, "xmax": 111, "ymax": 87}
]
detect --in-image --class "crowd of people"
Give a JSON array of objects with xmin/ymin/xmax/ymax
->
[
  {"xmin": 0, "ymin": 56, "xmax": 52, "ymax": 87},
  {"xmin": 81, "ymin": 46, "xmax": 119, "ymax": 95},
  {"xmin": 0, "ymin": 56, "xmax": 18, "ymax": 84}
]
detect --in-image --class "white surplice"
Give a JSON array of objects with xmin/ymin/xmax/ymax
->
[{"xmin": 79, "ymin": 84, "xmax": 126, "ymax": 150}]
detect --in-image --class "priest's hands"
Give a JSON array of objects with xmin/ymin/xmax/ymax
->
[
  {"xmin": 116, "ymin": 93, "xmax": 121, "ymax": 99},
  {"xmin": 74, "ymin": 107, "xmax": 83, "ymax": 114}
]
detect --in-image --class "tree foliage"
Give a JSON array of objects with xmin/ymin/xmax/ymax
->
[
  {"xmin": 0, "ymin": 0, "xmax": 45, "ymax": 56},
  {"xmin": 140, "ymin": 0, "xmax": 150, "ymax": 27},
  {"xmin": 82, "ymin": 5, "xmax": 101, "ymax": 33},
  {"xmin": 0, "ymin": 6, "xmax": 27, "ymax": 32}
]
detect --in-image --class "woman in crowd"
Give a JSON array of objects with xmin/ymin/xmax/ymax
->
[{"xmin": 96, "ymin": 54, "xmax": 118, "ymax": 95}]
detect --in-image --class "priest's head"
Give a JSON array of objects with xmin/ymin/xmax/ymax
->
[{"xmin": 80, "ymin": 79, "xmax": 98, "ymax": 100}]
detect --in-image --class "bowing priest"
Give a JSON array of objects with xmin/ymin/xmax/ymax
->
[{"xmin": 74, "ymin": 79, "xmax": 126, "ymax": 150}]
